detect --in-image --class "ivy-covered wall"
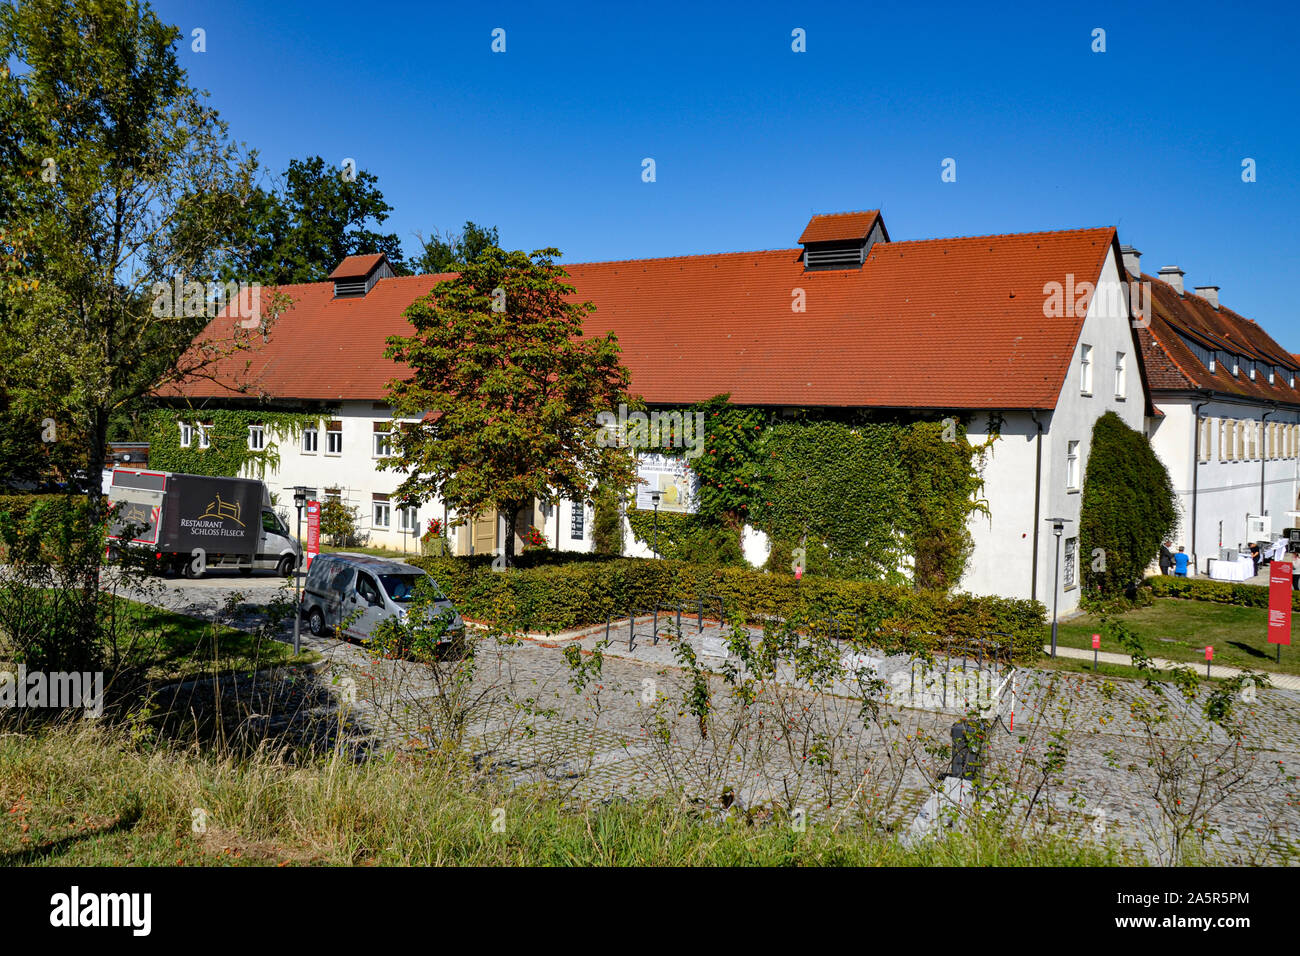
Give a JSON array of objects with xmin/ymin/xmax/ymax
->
[
  {"xmin": 625, "ymin": 398, "xmax": 991, "ymax": 587},
  {"xmin": 145, "ymin": 408, "xmax": 327, "ymax": 479}
]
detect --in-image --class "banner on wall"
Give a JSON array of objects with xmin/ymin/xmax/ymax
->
[{"xmin": 634, "ymin": 454, "xmax": 698, "ymax": 514}]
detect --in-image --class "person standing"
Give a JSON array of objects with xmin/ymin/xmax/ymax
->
[
  {"xmin": 1174, "ymin": 546, "xmax": 1190, "ymax": 577},
  {"xmin": 1249, "ymin": 541, "xmax": 1262, "ymax": 577},
  {"xmin": 1159, "ymin": 540, "xmax": 1174, "ymax": 576}
]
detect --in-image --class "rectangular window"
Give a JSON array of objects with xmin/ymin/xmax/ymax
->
[
  {"xmin": 1199, "ymin": 418, "xmax": 1211, "ymax": 462},
  {"xmin": 302, "ymin": 425, "xmax": 319, "ymax": 454},
  {"xmin": 397, "ymin": 504, "xmax": 417, "ymax": 532},
  {"xmin": 248, "ymin": 424, "xmax": 264, "ymax": 451},
  {"xmin": 1114, "ymin": 352, "xmax": 1126, "ymax": 399},
  {"xmin": 326, "ymin": 420, "xmax": 343, "ymax": 455},
  {"xmin": 1236, "ymin": 420, "xmax": 1245, "ymax": 461},
  {"xmin": 197, "ymin": 421, "xmax": 212, "ymax": 450},
  {"xmin": 373, "ymin": 421, "xmax": 392, "ymax": 458},
  {"xmin": 1080, "ymin": 344, "xmax": 1093, "ymax": 395},
  {"xmin": 179, "ymin": 422, "xmax": 193, "ymax": 448},
  {"xmin": 325, "ymin": 487, "xmax": 340, "ymax": 504},
  {"xmin": 1218, "ymin": 419, "xmax": 1227, "ymax": 462},
  {"xmin": 1066, "ymin": 440, "xmax": 1080, "ymax": 490},
  {"xmin": 372, "ymin": 493, "xmax": 390, "ymax": 529},
  {"xmin": 570, "ymin": 500, "xmax": 585, "ymax": 540},
  {"xmin": 1064, "ymin": 537, "xmax": 1078, "ymax": 589}
]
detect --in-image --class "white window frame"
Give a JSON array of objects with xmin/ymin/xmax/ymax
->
[
  {"xmin": 372, "ymin": 497, "xmax": 391, "ymax": 529},
  {"xmin": 1114, "ymin": 352, "xmax": 1126, "ymax": 400},
  {"xmin": 248, "ymin": 424, "xmax": 265, "ymax": 451},
  {"xmin": 197, "ymin": 422, "xmax": 211, "ymax": 450},
  {"xmin": 1080, "ymin": 344, "xmax": 1093, "ymax": 395},
  {"xmin": 373, "ymin": 426, "xmax": 393, "ymax": 458},
  {"xmin": 1066, "ymin": 440, "xmax": 1080, "ymax": 491},
  {"xmin": 179, "ymin": 422, "xmax": 193, "ymax": 448},
  {"xmin": 397, "ymin": 503, "xmax": 417, "ymax": 533},
  {"xmin": 1064, "ymin": 537, "xmax": 1078, "ymax": 589},
  {"xmin": 302, "ymin": 425, "xmax": 319, "ymax": 454},
  {"xmin": 325, "ymin": 422, "xmax": 343, "ymax": 456}
]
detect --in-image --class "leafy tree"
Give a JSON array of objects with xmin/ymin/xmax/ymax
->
[
  {"xmin": 228, "ymin": 155, "xmax": 407, "ymax": 284},
  {"xmin": 413, "ymin": 220, "xmax": 500, "ymax": 275},
  {"xmin": 1080, "ymin": 411, "xmax": 1177, "ymax": 599},
  {"xmin": 383, "ymin": 246, "xmax": 637, "ymax": 565},
  {"xmin": 0, "ymin": 0, "xmax": 269, "ymax": 656}
]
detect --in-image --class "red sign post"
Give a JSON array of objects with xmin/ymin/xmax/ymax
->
[
  {"xmin": 305, "ymin": 500, "xmax": 321, "ymax": 571},
  {"xmin": 1269, "ymin": 560, "xmax": 1293, "ymax": 663},
  {"xmin": 1091, "ymin": 633, "xmax": 1100, "ymax": 672}
]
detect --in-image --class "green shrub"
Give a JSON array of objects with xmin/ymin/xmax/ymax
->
[
  {"xmin": 408, "ymin": 554, "xmax": 1045, "ymax": 662},
  {"xmin": 1080, "ymin": 412, "xmax": 1177, "ymax": 598},
  {"xmin": 591, "ymin": 484, "xmax": 623, "ymax": 555},
  {"xmin": 1148, "ymin": 573, "xmax": 1300, "ymax": 610}
]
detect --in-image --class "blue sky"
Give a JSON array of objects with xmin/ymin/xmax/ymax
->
[{"xmin": 157, "ymin": 0, "xmax": 1300, "ymax": 344}]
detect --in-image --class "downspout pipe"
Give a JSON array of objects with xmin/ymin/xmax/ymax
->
[
  {"xmin": 1192, "ymin": 394, "xmax": 1210, "ymax": 571},
  {"xmin": 1261, "ymin": 404, "xmax": 1278, "ymax": 516},
  {"xmin": 1030, "ymin": 409, "xmax": 1044, "ymax": 601}
]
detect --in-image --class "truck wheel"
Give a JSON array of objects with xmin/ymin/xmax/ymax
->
[
  {"xmin": 307, "ymin": 608, "xmax": 326, "ymax": 636},
  {"xmin": 239, "ymin": 566, "xmax": 252, "ymax": 576},
  {"xmin": 180, "ymin": 557, "xmax": 203, "ymax": 579},
  {"xmin": 276, "ymin": 554, "xmax": 296, "ymax": 578}
]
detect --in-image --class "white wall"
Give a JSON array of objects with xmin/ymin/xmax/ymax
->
[
  {"xmin": 962, "ymin": 247, "xmax": 1146, "ymax": 614},
  {"xmin": 1149, "ymin": 396, "xmax": 1300, "ymax": 573}
]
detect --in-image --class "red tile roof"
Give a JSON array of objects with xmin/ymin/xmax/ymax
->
[
  {"xmin": 797, "ymin": 210, "xmax": 882, "ymax": 244},
  {"xmin": 162, "ymin": 225, "xmax": 1121, "ymax": 411},
  {"xmin": 1138, "ymin": 275, "xmax": 1300, "ymax": 405},
  {"xmin": 327, "ymin": 254, "xmax": 387, "ymax": 280}
]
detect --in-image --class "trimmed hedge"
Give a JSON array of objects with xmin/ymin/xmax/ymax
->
[
  {"xmin": 408, "ymin": 555, "xmax": 1046, "ymax": 662},
  {"xmin": 1148, "ymin": 573, "xmax": 1300, "ymax": 610}
]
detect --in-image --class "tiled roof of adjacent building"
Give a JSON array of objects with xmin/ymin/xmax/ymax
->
[
  {"xmin": 1138, "ymin": 275, "xmax": 1300, "ymax": 405},
  {"xmin": 162, "ymin": 219, "xmax": 1123, "ymax": 411}
]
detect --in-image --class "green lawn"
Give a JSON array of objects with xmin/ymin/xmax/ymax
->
[{"xmin": 1056, "ymin": 597, "xmax": 1296, "ymax": 676}]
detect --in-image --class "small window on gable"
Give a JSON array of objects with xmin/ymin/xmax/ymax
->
[{"xmin": 1080, "ymin": 344, "xmax": 1093, "ymax": 395}]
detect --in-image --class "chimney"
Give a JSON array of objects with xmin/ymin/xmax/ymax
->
[
  {"xmin": 1120, "ymin": 244, "xmax": 1141, "ymax": 278},
  {"xmin": 1195, "ymin": 285, "xmax": 1220, "ymax": 309},
  {"xmin": 1157, "ymin": 265, "xmax": 1185, "ymax": 295}
]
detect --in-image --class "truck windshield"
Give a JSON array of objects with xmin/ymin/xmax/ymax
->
[{"xmin": 379, "ymin": 573, "xmax": 443, "ymax": 603}]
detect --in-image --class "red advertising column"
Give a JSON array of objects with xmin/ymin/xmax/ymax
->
[
  {"xmin": 1268, "ymin": 560, "xmax": 1292, "ymax": 654},
  {"xmin": 305, "ymin": 500, "xmax": 321, "ymax": 571}
]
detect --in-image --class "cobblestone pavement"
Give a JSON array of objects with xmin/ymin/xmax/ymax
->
[{"xmin": 113, "ymin": 572, "xmax": 1300, "ymax": 864}]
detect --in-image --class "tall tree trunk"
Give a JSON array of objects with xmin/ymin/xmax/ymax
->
[{"xmin": 502, "ymin": 503, "xmax": 520, "ymax": 567}]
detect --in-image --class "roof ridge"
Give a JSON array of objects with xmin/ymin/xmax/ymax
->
[{"xmin": 884, "ymin": 226, "xmax": 1115, "ymax": 247}]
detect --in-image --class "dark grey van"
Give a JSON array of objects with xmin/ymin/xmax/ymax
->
[{"xmin": 300, "ymin": 553, "xmax": 464, "ymax": 643}]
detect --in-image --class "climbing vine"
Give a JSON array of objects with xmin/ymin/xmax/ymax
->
[
  {"xmin": 622, "ymin": 397, "xmax": 993, "ymax": 588},
  {"xmin": 145, "ymin": 407, "xmax": 329, "ymax": 478}
]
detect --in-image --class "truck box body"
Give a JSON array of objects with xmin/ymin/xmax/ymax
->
[{"xmin": 107, "ymin": 468, "xmax": 298, "ymax": 576}]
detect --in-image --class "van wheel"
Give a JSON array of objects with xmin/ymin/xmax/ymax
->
[
  {"xmin": 307, "ymin": 608, "xmax": 326, "ymax": 637},
  {"xmin": 276, "ymin": 554, "xmax": 296, "ymax": 578}
]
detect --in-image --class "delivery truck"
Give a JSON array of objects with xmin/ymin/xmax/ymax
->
[{"xmin": 106, "ymin": 468, "xmax": 301, "ymax": 578}]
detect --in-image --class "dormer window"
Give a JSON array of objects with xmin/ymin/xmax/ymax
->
[
  {"xmin": 328, "ymin": 253, "xmax": 394, "ymax": 298},
  {"xmin": 798, "ymin": 210, "xmax": 889, "ymax": 271}
]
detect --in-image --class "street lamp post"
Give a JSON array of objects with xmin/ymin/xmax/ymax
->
[
  {"xmin": 650, "ymin": 490, "xmax": 661, "ymax": 558},
  {"xmin": 1045, "ymin": 516, "xmax": 1072, "ymax": 658},
  {"xmin": 292, "ymin": 485, "xmax": 307, "ymax": 655}
]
